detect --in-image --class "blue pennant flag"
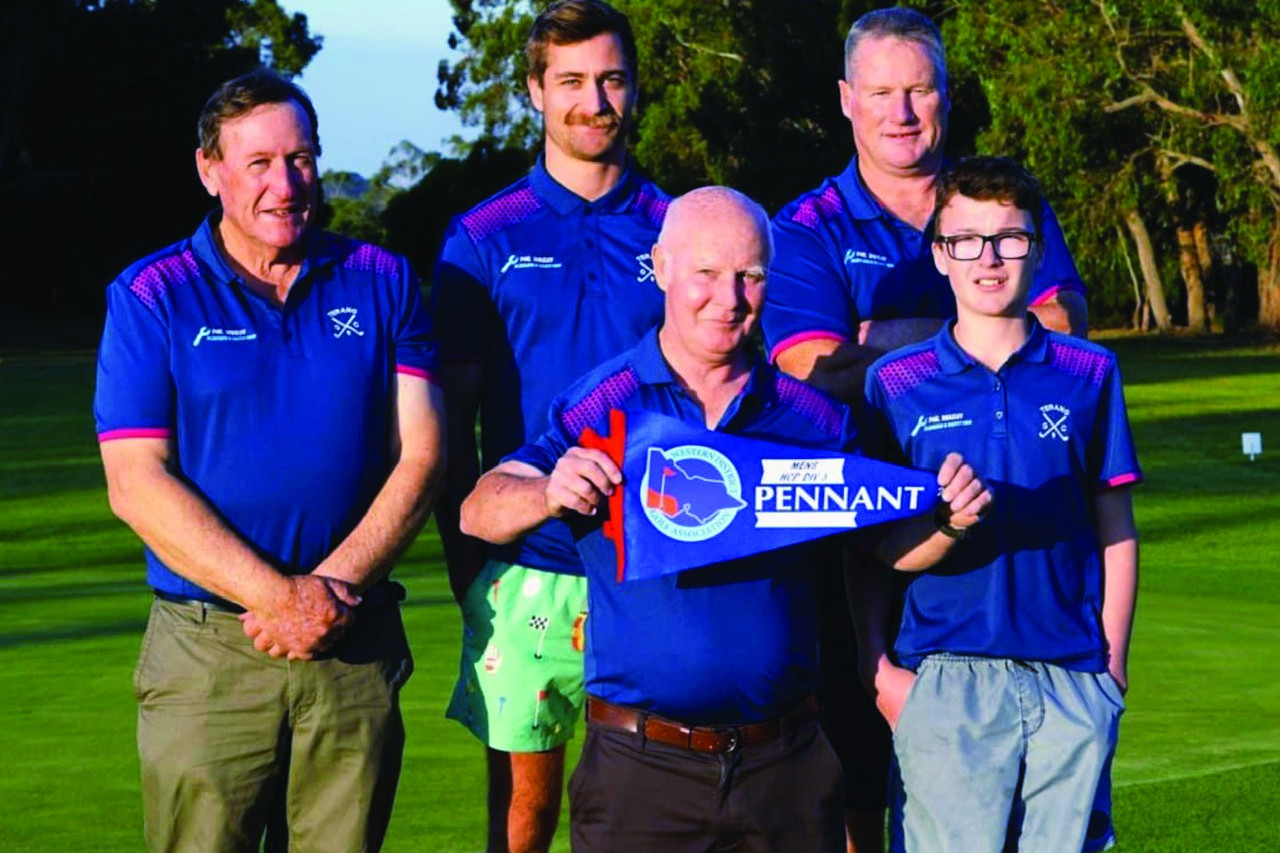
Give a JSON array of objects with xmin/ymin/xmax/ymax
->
[{"xmin": 579, "ymin": 409, "xmax": 939, "ymax": 582}]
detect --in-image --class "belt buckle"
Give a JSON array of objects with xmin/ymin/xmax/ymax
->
[{"xmin": 722, "ymin": 729, "xmax": 739, "ymax": 753}]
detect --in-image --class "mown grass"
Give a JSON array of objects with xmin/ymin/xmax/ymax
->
[{"xmin": 1, "ymin": 334, "xmax": 1277, "ymax": 851}]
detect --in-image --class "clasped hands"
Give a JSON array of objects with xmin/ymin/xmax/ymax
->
[{"xmin": 239, "ymin": 574, "xmax": 361, "ymax": 660}]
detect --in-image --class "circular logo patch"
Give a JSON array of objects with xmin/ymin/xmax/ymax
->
[{"xmin": 640, "ymin": 444, "xmax": 746, "ymax": 542}]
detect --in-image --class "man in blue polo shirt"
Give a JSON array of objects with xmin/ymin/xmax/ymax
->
[
  {"xmin": 94, "ymin": 69, "xmax": 444, "ymax": 852},
  {"xmin": 762, "ymin": 11, "xmax": 1092, "ymax": 851},
  {"xmin": 862, "ymin": 157, "xmax": 1140, "ymax": 853},
  {"xmin": 430, "ymin": 2, "xmax": 670, "ymax": 850},
  {"xmin": 458, "ymin": 187, "xmax": 993, "ymax": 853}
]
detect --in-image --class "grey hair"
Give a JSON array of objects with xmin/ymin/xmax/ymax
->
[{"xmin": 844, "ymin": 7, "xmax": 946, "ymax": 87}]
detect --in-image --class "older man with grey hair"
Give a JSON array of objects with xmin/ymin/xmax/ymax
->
[{"xmin": 460, "ymin": 186, "xmax": 992, "ymax": 852}]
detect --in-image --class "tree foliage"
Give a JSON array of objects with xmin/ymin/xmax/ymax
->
[
  {"xmin": 0, "ymin": 0, "xmax": 319, "ymax": 316},
  {"xmin": 437, "ymin": 0, "xmax": 885, "ymax": 209},
  {"xmin": 920, "ymin": 0, "xmax": 1280, "ymax": 330}
]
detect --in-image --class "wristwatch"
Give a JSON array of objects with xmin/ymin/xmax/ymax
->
[{"xmin": 936, "ymin": 519, "xmax": 968, "ymax": 540}]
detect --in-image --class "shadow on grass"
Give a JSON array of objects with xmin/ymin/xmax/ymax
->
[
  {"xmin": 1106, "ymin": 335, "xmax": 1280, "ymax": 387},
  {"xmin": 0, "ymin": 580, "xmax": 149, "ymax": 603},
  {"xmin": 0, "ymin": 619, "xmax": 147, "ymax": 648}
]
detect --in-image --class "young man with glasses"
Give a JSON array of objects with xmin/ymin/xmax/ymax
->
[{"xmin": 861, "ymin": 157, "xmax": 1141, "ymax": 853}]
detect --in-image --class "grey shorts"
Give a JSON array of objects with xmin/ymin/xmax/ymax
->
[{"xmin": 890, "ymin": 654, "xmax": 1123, "ymax": 853}]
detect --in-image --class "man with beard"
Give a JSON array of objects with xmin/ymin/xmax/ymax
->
[{"xmin": 430, "ymin": 2, "xmax": 669, "ymax": 850}]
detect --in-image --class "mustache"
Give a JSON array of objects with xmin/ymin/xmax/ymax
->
[{"xmin": 566, "ymin": 113, "xmax": 621, "ymax": 129}]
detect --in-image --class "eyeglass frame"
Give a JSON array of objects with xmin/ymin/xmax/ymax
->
[{"xmin": 933, "ymin": 230, "xmax": 1040, "ymax": 261}]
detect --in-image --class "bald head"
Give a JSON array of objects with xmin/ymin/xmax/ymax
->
[
  {"xmin": 656, "ymin": 186, "xmax": 774, "ymax": 265},
  {"xmin": 652, "ymin": 186, "xmax": 771, "ymax": 370}
]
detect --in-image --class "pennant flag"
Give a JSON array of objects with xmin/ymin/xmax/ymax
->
[{"xmin": 579, "ymin": 408, "xmax": 939, "ymax": 582}]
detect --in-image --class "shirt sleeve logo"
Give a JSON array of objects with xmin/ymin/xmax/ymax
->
[
  {"xmin": 641, "ymin": 445, "xmax": 746, "ymax": 541},
  {"xmin": 1038, "ymin": 404, "xmax": 1072, "ymax": 441},
  {"xmin": 327, "ymin": 307, "xmax": 364, "ymax": 339}
]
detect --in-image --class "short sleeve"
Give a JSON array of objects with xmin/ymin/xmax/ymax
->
[
  {"xmin": 391, "ymin": 258, "xmax": 438, "ymax": 382},
  {"xmin": 431, "ymin": 217, "xmax": 496, "ymax": 364},
  {"xmin": 1090, "ymin": 360, "xmax": 1142, "ymax": 491},
  {"xmin": 94, "ymin": 282, "xmax": 174, "ymax": 441},
  {"xmin": 1029, "ymin": 201, "xmax": 1086, "ymax": 306},
  {"xmin": 763, "ymin": 214, "xmax": 854, "ymax": 362}
]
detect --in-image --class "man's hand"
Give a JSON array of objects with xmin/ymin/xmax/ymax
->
[
  {"xmin": 872, "ymin": 660, "xmax": 917, "ymax": 732},
  {"xmin": 934, "ymin": 452, "xmax": 993, "ymax": 531},
  {"xmin": 544, "ymin": 447, "xmax": 622, "ymax": 519},
  {"xmin": 239, "ymin": 575, "xmax": 361, "ymax": 660}
]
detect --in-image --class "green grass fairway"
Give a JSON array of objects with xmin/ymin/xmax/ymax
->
[{"xmin": 2, "ymin": 335, "xmax": 1278, "ymax": 851}]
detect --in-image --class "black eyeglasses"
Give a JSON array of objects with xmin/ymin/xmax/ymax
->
[{"xmin": 935, "ymin": 230, "xmax": 1038, "ymax": 261}]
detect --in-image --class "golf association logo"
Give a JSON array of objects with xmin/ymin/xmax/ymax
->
[
  {"xmin": 327, "ymin": 307, "xmax": 364, "ymax": 339},
  {"xmin": 636, "ymin": 252, "xmax": 655, "ymax": 284},
  {"xmin": 1039, "ymin": 403, "xmax": 1071, "ymax": 441},
  {"xmin": 641, "ymin": 444, "xmax": 746, "ymax": 542}
]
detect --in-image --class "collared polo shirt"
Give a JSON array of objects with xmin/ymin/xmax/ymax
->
[
  {"xmin": 433, "ymin": 157, "xmax": 669, "ymax": 574},
  {"xmin": 764, "ymin": 157, "xmax": 1085, "ymax": 362},
  {"xmin": 94, "ymin": 216, "xmax": 437, "ymax": 599},
  {"xmin": 510, "ymin": 328, "xmax": 859, "ymax": 724},
  {"xmin": 863, "ymin": 319, "xmax": 1141, "ymax": 671}
]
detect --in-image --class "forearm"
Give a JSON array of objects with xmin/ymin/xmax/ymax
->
[
  {"xmin": 103, "ymin": 451, "xmax": 287, "ymax": 609},
  {"xmin": 845, "ymin": 549, "xmax": 894, "ymax": 684},
  {"xmin": 874, "ymin": 514, "xmax": 960, "ymax": 571},
  {"xmin": 1101, "ymin": 538, "xmax": 1139, "ymax": 686},
  {"xmin": 460, "ymin": 466, "xmax": 556, "ymax": 545},
  {"xmin": 312, "ymin": 454, "xmax": 441, "ymax": 591},
  {"xmin": 1030, "ymin": 290, "xmax": 1089, "ymax": 337}
]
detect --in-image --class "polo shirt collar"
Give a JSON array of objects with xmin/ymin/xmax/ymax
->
[
  {"xmin": 933, "ymin": 314, "xmax": 1051, "ymax": 374},
  {"xmin": 631, "ymin": 327, "xmax": 772, "ymax": 421},
  {"xmin": 528, "ymin": 154, "xmax": 641, "ymax": 216},
  {"xmin": 835, "ymin": 155, "xmax": 891, "ymax": 222},
  {"xmin": 190, "ymin": 212, "xmax": 339, "ymax": 289},
  {"xmin": 835, "ymin": 154, "xmax": 949, "ymax": 238}
]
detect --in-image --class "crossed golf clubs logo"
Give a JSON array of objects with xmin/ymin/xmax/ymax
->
[
  {"xmin": 328, "ymin": 308, "xmax": 364, "ymax": 339},
  {"xmin": 1038, "ymin": 404, "xmax": 1071, "ymax": 441},
  {"xmin": 636, "ymin": 253, "xmax": 655, "ymax": 283}
]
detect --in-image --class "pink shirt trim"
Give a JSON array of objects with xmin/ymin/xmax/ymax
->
[
  {"xmin": 396, "ymin": 364, "xmax": 440, "ymax": 386},
  {"xmin": 1100, "ymin": 472, "xmax": 1141, "ymax": 491},
  {"xmin": 768, "ymin": 330, "xmax": 848, "ymax": 365},
  {"xmin": 98, "ymin": 427, "xmax": 171, "ymax": 443},
  {"xmin": 1030, "ymin": 280, "xmax": 1085, "ymax": 307}
]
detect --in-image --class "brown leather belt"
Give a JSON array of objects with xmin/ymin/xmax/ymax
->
[{"xmin": 586, "ymin": 695, "xmax": 819, "ymax": 754}]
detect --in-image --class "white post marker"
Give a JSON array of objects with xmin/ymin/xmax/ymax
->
[{"xmin": 1242, "ymin": 432, "xmax": 1262, "ymax": 461}]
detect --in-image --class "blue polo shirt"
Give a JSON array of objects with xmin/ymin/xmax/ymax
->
[
  {"xmin": 863, "ymin": 319, "xmax": 1141, "ymax": 672},
  {"xmin": 510, "ymin": 328, "xmax": 860, "ymax": 724},
  {"xmin": 94, "ymin": 215, "xmax": 437, "ymax": 600},
  {"xmin": 432, "ymin": 157, "xmax": 668, "ymax": 574},
  {"xmin": 763, "ymin": 157, "xmax": 1085, "ymax": 362}
]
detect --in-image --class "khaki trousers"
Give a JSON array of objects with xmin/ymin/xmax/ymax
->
[{"xmin": 134, "ymin": 597, "xmax": 413, "ymax": 853}]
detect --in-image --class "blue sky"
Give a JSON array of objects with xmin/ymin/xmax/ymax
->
[{"xmin": 288, "ymin": 0, "xmax": 474, "ymax": 177}]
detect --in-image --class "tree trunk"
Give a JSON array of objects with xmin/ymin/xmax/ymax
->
[
  {"xmin": 1177, "ymin": 224, "xmax": 1209, "ymax": 332},
  {"xmin": 1124, "ymin": 209, "xmax": 1172, "ymax": 331},
  {"xmin": 1260, "ymin": 230, "xmax": 1280, "ymax": 331}
]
